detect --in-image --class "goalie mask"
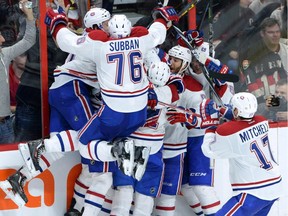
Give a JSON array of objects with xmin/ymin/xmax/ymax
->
[
  {"xmin": 108, "ymin": 15, "xmax": 132, "ymax": 39},
  {"xmin": 168, "ymin": 45, "xmax": 192, "ymax": 74},
  {"xmin": 148, "ymin": 62, "xmax": 170, "ymax": 87},
  {"xmin": 230, "ymin": 92, "xmax": 258, "ymax": 119},
  {"xmin": 84, "ymin": 8, "xmax": 111, "ymax": 31}
]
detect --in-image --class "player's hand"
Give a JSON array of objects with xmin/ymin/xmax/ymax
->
[
  {"xmin": 205, "ymin": 59, "xmax": 232, "ymax": 74},
  {"xmin": 147, "ymin": 86, "xmax": 158, "ymax": 110},
  {"xmin": 166, "ymin": 75, "xmax": 185, "ymax": 94},
  {"xmin": 152, "ymin": 6, "xmax": 179, "ymax": 27},
  {"xmin": 218, "ymin": 104, "xmax": 233, "ymax": 120},
  {"xmin": 167, "ymin": 107, "xmax": 198, "ymax": 129},
  {"xmin": 184, "ymin": 29, "xmax": 204, "ymax": 47},
  {"xmin": 200, "ymin": 99, "xmax": 220, "ymax": 129},
  {"xmin": 45, "ymin": 8, "xmax": 68, "ymax": 35}
]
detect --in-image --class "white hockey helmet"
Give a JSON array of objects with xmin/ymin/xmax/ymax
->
[
  {"xmin": 148, "ymin": 62, "xmax": 171, "ymax": 87},
  {"xmin": 108, "ymin": 14, "xmax": 132, "ymax": 39},
  {"xmin": 168, "ymin": 45, "xmax": 192, "ymax": 74},
  {"xmin": 83, "ymin": 8, "xmax": 111, "ymax": 30},
  {"xmin": 230, "ymin": 92, "xmax": 258, "ymax": 118}
]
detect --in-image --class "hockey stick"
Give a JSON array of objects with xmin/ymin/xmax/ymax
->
[
  {"xmin": 172, "ymin": 24, "xmax": 224, "ymax": 106},
  {"xmin": 158, "ymin": 101, "xmax": 201, "ymax": 117}
]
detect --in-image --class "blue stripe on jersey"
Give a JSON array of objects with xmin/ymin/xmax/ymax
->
[
  {"xmin": 129, "ymin": 135, "xmax": 163, "ymax": 142},
  {"xmin": 232, "ymin": 178, "xmax": 282, "ymax": 191},
  {"xmin": 56, "ymin": 133, "xmax": 65, "ymax": 152},
  {"xmin": 164, "ymin": 146, "xmax": 187, "ymax": 151},
  {"xmin": 101, "ymin": 90, "xmax": 147, "ymax": 98},
  {"xmin": 74, "ymin": 189, "xmax": 85, "ymax": 198},
  {"xmin": 85, "ymin": 199, "xmax": 102, "ymax": 209}
]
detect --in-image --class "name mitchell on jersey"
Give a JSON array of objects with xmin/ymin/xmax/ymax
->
[{"xmin": 239, "ymin": 122, "xmax": 269, "ymax": 143}]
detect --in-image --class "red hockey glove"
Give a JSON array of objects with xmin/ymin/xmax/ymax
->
[
  {"xmin": 147, "ymin": 86, "xmax": 158, "ymax": 110},
  {"xmin": 152, "ymin": 6, "xmax": 179, "ymax": 27},
  {"xmin": 219, "ymin": 104, "xmax": 234, "ymax": 120},
  {"xmin": 184, "ymin": 29, "xmax": 204, "ymax": 47},
  {"xmin": 45, "ymin": 8, "xmax": 68, "ymax": 36},
  {"xmin": 166, "ymin": 75, "xmax": 185, "ymax": 94},
  {"xmin": 167, "ymin": 107, "xmax": 198, "ymax": 129},
  {"xmin": 200, "ymin": 99, "xmax": 220, "ymax": 129}
]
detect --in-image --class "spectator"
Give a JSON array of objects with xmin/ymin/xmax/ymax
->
[
  {"xmin": 237, "ymin": 17, "xmax": 288, "ymax": 108},
  {"xmin": 0, "ymin": 0, "xmax": 36, "ymax": 144},
  {"xmin": 263, "ymin": 79, "xmax": 288, "ymax": 121},
  {"xmin": 9, "ymin": 52, "xmax": 27, "ymax": 113},
  {"xmin": 14, "ymin": 30, "xmax": 67, "ymax": 142},
  {"xmin": 213, "ymin": 0, "xmax": 255, "ymax": 74},
  {"xmin": 270, "ymin": 0, "xmax": 287, "ymax": 40}
]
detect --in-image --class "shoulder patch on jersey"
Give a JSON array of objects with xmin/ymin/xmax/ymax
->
[
  {"xmin": 77, "ymin": 36, "xmax": 86, "ymax": 44},
  {"xmin": 183, "ymin": 75, "xmax": 203, "ymax": 91},
  {"xmin": 130, "ymin": 26, "xmax": 149, "ymax": 37},
  {"xmin": 88, "ymin": 30, "xmax": 109, "ymax": 41}
]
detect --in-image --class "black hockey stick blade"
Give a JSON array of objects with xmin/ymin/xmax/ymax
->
[{"xmin": 207, "ymin": 71, "xmax": 240, "ymax": 83}]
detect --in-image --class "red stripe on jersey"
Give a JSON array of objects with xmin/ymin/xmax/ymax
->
[
  {"xmin": 190, "ymin": 203, "xmax": 201, "ymax": 208},
  {"xmin": 164, "ymin": 142, "xmax": 187, "ymax": 146},
  {"xmin": 65, "ymin": 130, "xmax": 74, "ymax": 151},
  {"xmin": 155, "ymin": 206, "xmax": 176, "ymax": 211},
  {"xmin": 132, "ymin": 131, "xmax": 164, "ymax": 137},
  {"xmin": 202, "ymin": 200, "xmax": 221, "ymax": 209},
  {"xmin": 40, "ymin": 155, "xmax": 50, "ymax": 168},
  {"xmin": 86, "ymin": 190, "xmax": 106, "ymax": 199},
  {"xmin": 75, "ymin": 179, "xmax": 89, "ymax": 189},
  {"xmin": 74, "ymin": 81, "xmax": 93, "ymax": 119},
  {"xmin": 227, "ymin": 193, "xmax": 247, "ymax": 216},
  {"xmin": 231, "ymin": 176, "xmax": 281, "ymax": 187},
  {"xmin": 101, "ymin": 85, "xmax": 148, "ymax": 95}
]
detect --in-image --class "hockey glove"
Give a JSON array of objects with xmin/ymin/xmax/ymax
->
[
  {"xmin": 200, "ymin": 99, "xmax": 220, "ymax": 129},
  {"xmin": 147, "ymin": 86, "xmax": 158, "ymax": 110},
  {"xmin": 218, "ymin": 104, "xmax": 234, "ymax": 120},
  {"xmin": 45, "ymin": 8, "xmax": 68, "ymax": 36},
  {"xmin": 166, "ymin": 75, "xmax": 185, "ymax": 94},
  {"xmin": 205, "ymin": 59, "xmax": 232, "ymax": 74},
  {"xmin": 152, "ymin": 6, "xmax": 179, "ymax": 27},
  {"xmin": 167, "ymin": 107, "xmax": 198, "ymax": 129},
  {"xmin": 184, "ymin": 29, "xmax": 204, "ymax": 47}
]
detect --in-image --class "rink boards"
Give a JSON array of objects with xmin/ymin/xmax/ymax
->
[{"xmin": 0, "ymin": 123, "xmax": 287, "ymax": 216}]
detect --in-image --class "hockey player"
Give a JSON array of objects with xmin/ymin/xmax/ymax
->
[
  {"xmin": 153, "ymin": 45, "xmax": 205, "ymax": 216},
  {"xmin": 110, "ymin": 60, "xmax": 185, "ymax": 216},
  {"xmin": 182, "ymin": 41, "xmax": 233, "ymax": 216},
  {"xmin": 201, "ymin": 92, "xmax": 282, "ymax": 215},
  {"xmin": 39, "ymin": 6, "xmax": 179, "ymax": 177}
]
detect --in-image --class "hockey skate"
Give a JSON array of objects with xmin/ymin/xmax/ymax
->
[
  {"xmin": 64, "ymin": 208, "xmax": 82, "ymax": 216},
  {"xmin": 111, "ymin": 138, "xmax": 135, "ymax": 177},
  {"xmin": 18, "ymin": 139, "xmax": 45, "ymax": 174},
  {"xmin": 0, "ymin": 167, "xmax": 28, "ymax": 207},
  {"xmin": 133, "ymin": 146, "xmax": 151, "ymax": 181}
]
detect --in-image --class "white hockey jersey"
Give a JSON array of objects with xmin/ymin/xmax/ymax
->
[
  {"xmin": 202, "ymin": 116, "xmax": 282, "ymax": 200},
  {"xmin": 55, "ymin": 20, "xmax": 167, "ymax": 112},
  {"xmin": 163, "ymin": 74, "xmax": 206, "ymax": 158}
]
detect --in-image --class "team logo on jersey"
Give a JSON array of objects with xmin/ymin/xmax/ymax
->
[{"xmin": 77, "ymin": 36, "xmax": 86, "ymax": 44}]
